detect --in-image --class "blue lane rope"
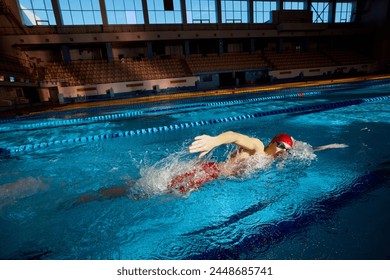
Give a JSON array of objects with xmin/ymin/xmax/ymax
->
[
  {"xmin": 0, "ymin": 91, "xmax": 323, "ymax": 132},
  {"xmin": 1, "ymin": 78, "xmax": 389, "ymax": 127},
  {"xmin": 1, "ymin": 95, "xmax": 389, "ymax": 155},
  {"xmin": 1, "ymin": 78, "xmax": 389, "ymax": 128},
  {"xmin": 0, "ymin": 111, "xmax": 144, "ymax": 132}
]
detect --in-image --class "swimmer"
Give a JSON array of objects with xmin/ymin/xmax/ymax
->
[
  {"xmin": 165, "ymin": 131, "xmax": 293, "ymax": 194},
  {"xmin": 168, "ymin": 131, "xmax": 349, "ymax": 193},
  {"xmin": 73, "ymin": 131, "xmax": 347, "ymax": 203}
]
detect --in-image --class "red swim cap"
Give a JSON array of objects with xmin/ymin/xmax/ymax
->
[{"xmin": 271, "ymin": 133, "xmax": 293, "ymax": 148}]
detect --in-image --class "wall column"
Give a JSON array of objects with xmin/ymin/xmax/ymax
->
[
  {"xmin": 250, "ymin": 38, "xmax": 255, "ymax": 54},
  {"xmin": 61, "ymin": 45, "xmax": 71, "ymax": 64},
  {"xmin": 51, "ymin": 0, "xmax": 62, "ymax": 25},
  {"xmin": 99, "ymin": 0, "xmax": 109, "ymax": 25},
  {"xmin": 218, "ymin": 39, "xmax": 224, "ymax": 56},
  {"xmin": 142, "ymin": 0, "xmax": 150, "ymax": 24},
  {"xmin": 248, "ymin": 0, "xmax": 253, "ymax": 24},
  {"xmin": 330, "ymin": 0, "xmax": 336, "ymax": 23},
  {"xmin": 105, "ymin": 42, "xmax": 114, "ymax": 62},
  {"xmin": 184, "ymin": 40, "xmax": 190, "ymax": 57},
  {"xmin": 147, "ymin": 41, "xmax": 153, "ymax": 59},
  {"xmin": 216, "ymin": 0, "xmax": 222, "ymax": 23},
  {"xmin": 180, "ymin": 0, "xmax": 187, "ymax": 24}
]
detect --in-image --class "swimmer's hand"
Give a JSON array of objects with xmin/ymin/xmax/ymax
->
[
  {"xmin": 189, "ymin": 135, "xmax": 219, "ymax": 158},
  {"xmin": 314, "ymin": 143, "xmax": 349, "ymax": 152}
]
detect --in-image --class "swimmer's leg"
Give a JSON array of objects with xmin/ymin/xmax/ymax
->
[{"xmin": 75, "ymin": 186, "xmax": 130, "ymax": 205}]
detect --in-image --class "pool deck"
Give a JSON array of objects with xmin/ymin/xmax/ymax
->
[{"xmin": 2, "ymin": 74, "xmax": 390, "ymax": 117}]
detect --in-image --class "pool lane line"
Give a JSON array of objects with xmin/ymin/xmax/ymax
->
[
  {"xmin": 0, "ymin": 91, "xmax": 324, "ymax": 132},
  {"xmin": 1, "ymin": 95, "xmax": 389, "ymax": 155},
  {"xmin": 1, "ymin": 77, "xmax": 389, "ymax": 127},
  {"xmin": 0, "ymin": 86, "xmax": 329, "ymax": 125},
  {"xmin": 2, "ymin": 75, "xmax": 390, "ymax": 125},
  {"xmin": 6, "ymin": 77, "xmax": 387, "ymax": 131}
]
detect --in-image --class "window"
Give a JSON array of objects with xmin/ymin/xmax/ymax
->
[
  {"xmin": 283, "ymin": 1, "xmax": 305, "ymax": 10},
  {"xmin": 18, "ymin": 0, "xmax": 56, "ymax": 26},
  {"xmin": 221, "ymin": 0, "xmax": 249, "ymax": 23},
  {"xmin": 335, "ymin": 2, "xmax": 355, "ymax": 23},
  {"xmin": 105, "ymin": 0, "xmax": 144, "ymax": 24},
  {"xmin": 311, "ymin": 2, "xmax": 330, "ymax": 23},
  {"xmin": 186, "ymin": 0, "xmax": 217, "ymax": 23},
  {"xmin": 59, "ymin": 0, "xmax": 102, "ymax": 25},
  {"xmin": 253, "ymin": 1, "xmax": 277, "ymax": 23},
  {"xmin": 147, "ymin": 0, "xmax": 182, "ymax": 24}
]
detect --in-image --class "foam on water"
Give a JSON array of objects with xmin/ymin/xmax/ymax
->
[
  {"xmin": 131, "ymin": 150, "xmax": 200, "ymax": 197},
  {"xmin": 277, "ymin": 140, "xmax": 317, "ymax": 168}
]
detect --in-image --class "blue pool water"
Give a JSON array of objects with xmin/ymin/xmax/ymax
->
[{"xmin": 0, "ymin": 79, "xmax": 389, "ymax": 259}]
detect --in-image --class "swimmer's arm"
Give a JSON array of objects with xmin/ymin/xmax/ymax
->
[
  {"xmin": 313, "ymin": 143, "xmax": 349, "ymax": 152},
  {"xmin": 189, "ymin": 131, "xmax": 264, "ymax": 158}
]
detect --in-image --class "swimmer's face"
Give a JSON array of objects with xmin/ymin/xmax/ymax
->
[{"xmin": 270, "ymin": 141, "xmax": 291, "ymax": 157}]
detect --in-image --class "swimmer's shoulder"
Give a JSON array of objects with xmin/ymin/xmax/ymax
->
[{"xmin": 251, "ymin": 137, "xmax": 265, "ymax": 155}]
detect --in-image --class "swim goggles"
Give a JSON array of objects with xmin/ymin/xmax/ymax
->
[{"xmin": 276, "ymin": 141, "xmax": 291, "ymax": 151}]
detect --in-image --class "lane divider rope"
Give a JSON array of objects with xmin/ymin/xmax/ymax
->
[
  {"xmin": 1, "ymin": 78, "xmax": 388, "ymax": 126},
  {"xmin": 0, "ymin": 91, "xmax": 323, "ymax": 132},
  {"xmin": 1, "ymin": 95, "xmax": 389, "ymax": 155}
]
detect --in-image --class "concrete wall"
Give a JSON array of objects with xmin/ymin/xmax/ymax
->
[
  {"xmin": 269, "ymin": 64, "xmax": 374, "ymax": 80},
  {"xmin": 40, "ymin": 76, "xmax": 200, "ymax": 103}
]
